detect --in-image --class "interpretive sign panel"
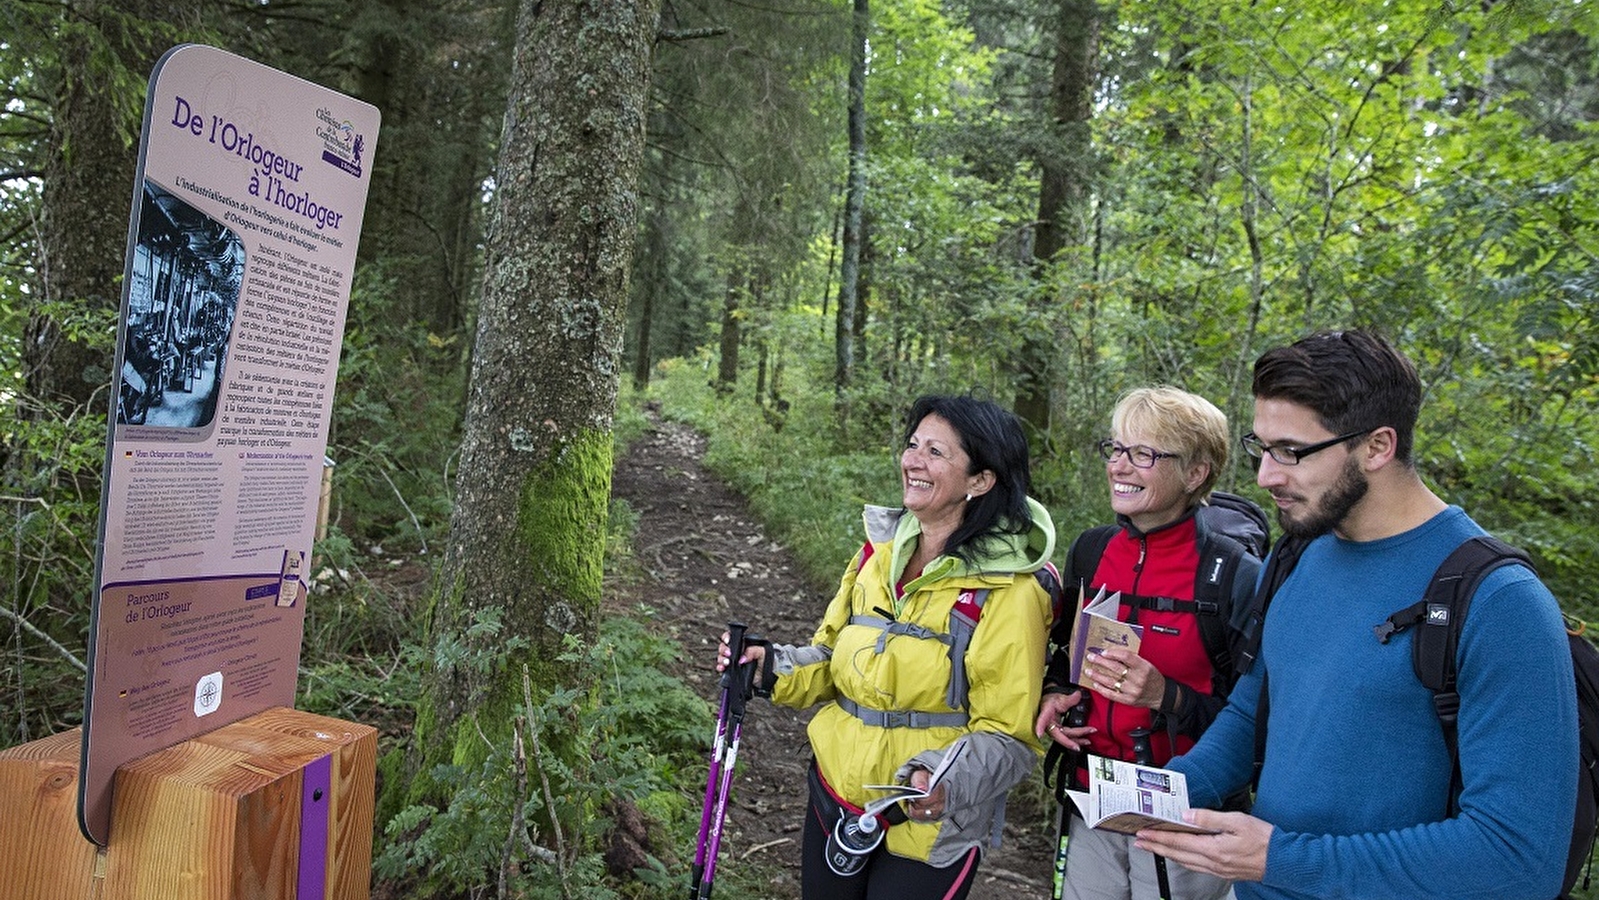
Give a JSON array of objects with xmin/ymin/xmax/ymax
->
[{"xmin": 80, "ymin": 44, "xmax": 380, "ymax": 845}]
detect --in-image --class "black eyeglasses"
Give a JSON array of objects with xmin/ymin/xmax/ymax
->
[
  {"xmin": 1240, "ymin": 429, "xmax": 1374, "ymax": 466},
  {"xmin": 1098, "ymin": 439, "xmax": 1179, "ymax": 469}
]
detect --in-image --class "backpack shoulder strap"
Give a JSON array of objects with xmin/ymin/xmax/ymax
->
[
  {"xmin": 1067, "ymin": 526, "xmax": 1117, "ymax": 593},
  {"xmin": 1239, "ymin": 534, "xmax": 1311, "ymax": 676},
  {"xmin": 951, "ymin": 566, "xmax": 1062, "ymax": 712},
  {"xmin": 1250, "ymin": 534, "xmax": 1313, "ymax": 787},
  {"xmin": 1567, "ymin": 629, "xmax": 1599, "ymax": 894},
  {"xmin": 946, "ymin": 586, "xmax": 988, "ymax": 700},
  {"xmin": 1190, "ymin": 520, "xmax": 1260, "ymax": 680},
  {"xmin": 1035, "ymin": 561, "xmax": 1065, "ymax": 624},
  {"xmin": 1376, "ymin": 536, "xmax": 1533, "ymax": 762},
  {"xmin": 1054, "ymin": 526, "xmax": 1117, "ymax": 648}
]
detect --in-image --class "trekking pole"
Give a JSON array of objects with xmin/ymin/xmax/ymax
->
[
  {"xmin": 1129, "ymin": 727, "xmax": 1173, "ymax": 900},
  {"xmin": 691, "ymin": 622, "xmax": 762, "ymax": 900},
  {"xmin": 700, "ymin": 639, "xmax": 757, "ymax": 899},
  {"xmin": 687, "ymin": 622, "xmax": 742, "ymax": 899},
  {"xmin": 1048, "ymin": 698, "xmax": 1090, "ymax": 899}
]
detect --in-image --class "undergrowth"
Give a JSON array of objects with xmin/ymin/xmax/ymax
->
[{"xmin": 366, "ymin": 609, "xmax": 708, "ymax": 899}]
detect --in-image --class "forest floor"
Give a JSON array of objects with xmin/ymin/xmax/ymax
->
[{"xmin": 606, "ymin": 408, "xmax": 1058, "ymax": 898}]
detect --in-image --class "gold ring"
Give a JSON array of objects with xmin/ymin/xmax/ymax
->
[
  {"xmin": 1121, "ymin": 667, "xmax": 1130, "ymax": 678},
  {"xmin": 1113, "ymin": 678, "xmax": 1125, "ymax": 692}
]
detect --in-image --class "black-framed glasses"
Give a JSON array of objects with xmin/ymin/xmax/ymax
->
[
  {"xmin": 1240, "ymin": 429, "xmax": 1374, "ymax": 466},
  {"xmin": 1097, "ymin": 439, "xmax": 1179, "ymax": 469}
]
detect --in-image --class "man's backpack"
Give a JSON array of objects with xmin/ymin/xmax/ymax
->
[{"xmin": 1247, "ymin": 534, "xmax": 1599, "ymax": 899}]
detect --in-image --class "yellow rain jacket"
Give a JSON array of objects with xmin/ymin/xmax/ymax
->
[{"xmin": 770, "ymin": 498, "xmax": 1056, "ymax": 867}]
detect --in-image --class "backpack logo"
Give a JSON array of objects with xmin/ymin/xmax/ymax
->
[
  {"xmin": 1426, "ymin": 603, "xmax": 1451, "ymax": 626},
  {"xmin": 1207, "ymin": 555, "xmax": 1225, "ymax": 585},
  {"xmin": 952, "ymin": 589, "xmax": 981, "ymax": 623}
]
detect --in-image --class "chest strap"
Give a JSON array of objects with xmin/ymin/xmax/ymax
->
[
  {"xmin": 848, "ymin": 607, "xmax": 971, "ymax": 711},
  {"xmin": 847, "ymin": 614, "xmax": 950, "ymax": 654},
  {"xmin": 836, "ymin": 696, "xmax": 970, "ymax": 729},
  {"xmin": 845, "ymin": 585, "xmax": 998, "ymax": 721},
  {"xmin": 1119, "ymin": 594, "xmax": 1220, "ymax": 616}
]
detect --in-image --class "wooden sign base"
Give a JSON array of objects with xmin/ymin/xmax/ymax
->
[{"xmin": 0, "ymin": 707, "xmax": 375, "ymax": 900}]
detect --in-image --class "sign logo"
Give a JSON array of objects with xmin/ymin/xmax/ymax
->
[{"xmin": 315, "ymin": 107, "xmax": 366, "ymax": 177}]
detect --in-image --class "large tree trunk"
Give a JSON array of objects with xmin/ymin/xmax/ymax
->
[
  {"xmin": 716, "ymin": 262, "xmax": 743, "ymax": 393},
  {"xmin": 27, "ymin": 1, "xmax": 185, "ymax": 434},
  {"xmin": 834, "ymin": 0, "xmax": 868, "ymax": 400},
  {"xmin": 419, "ymin": 0, "xmax": 660, "ymax": 771},
  {"xmin": 1017, "ymin": 0, "xmax": 1100, "ymax": 433}
]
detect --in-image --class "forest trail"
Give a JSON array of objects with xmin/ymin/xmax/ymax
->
[{"xmin": 608, "ymin": 409, "xmax": 1057, "ymax": 898}]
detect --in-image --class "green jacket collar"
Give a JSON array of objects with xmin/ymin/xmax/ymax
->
[{"xmin": 860, "ymin": 497, "xmax": 1057, "ymax": 590}]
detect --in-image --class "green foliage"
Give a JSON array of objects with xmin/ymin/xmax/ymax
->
[
  {"xmin": 313, "ymin": 462, "xmax": 722, "ymax": 898},
  {"xmin": 647, "ymin": 357, "xmax": 948, "ymax": 586},
  {"xmin": 328, "ymin": 267, "xmax": 465, "ymax": 555},
  {"xmin": 5, "ymin": 0, "xmax": 1599, "ymax": 889},
  {"xmin": 898, "ymin": 0, "xmax": 1599, "ymax": 624},
  {"xmin": 372, "ymin": 611, "xmax": 711, "ymax": 899},
  {"xmin": 297, "ymin": 533, "xmax": 426, "ymax": 730},
  {"xmin": 0, "ymin": 0, "xmax": 227, "ymax": 747},
  {"xmin": 0, "ymin": 338, "xmax": 117, "ymax": 744},
  {"xmin": 630, "ymin": 0, "xmax": 849, "ymax": 387},
  {"xmin": 612, "ymin": 386, "xmax": 651, "ymax": 451}
]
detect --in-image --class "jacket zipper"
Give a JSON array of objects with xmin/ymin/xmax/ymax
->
[{"xmin": 1103, "ymin": 535, "xmax": 1151, "ymax": 761}]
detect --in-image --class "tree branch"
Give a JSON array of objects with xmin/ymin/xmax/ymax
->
[
  {"xmin": 0, "ymin": 604, "xmax": 87, "ymax": 673},
  {"xmin": 658, "ymin": 26, "xmax": 729, "ymax": 42},
  {"xmin": 522, "ymin": 666, "xmax": 571, "ymax": 897}
]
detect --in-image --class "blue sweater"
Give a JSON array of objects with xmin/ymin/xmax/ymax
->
[{"xmin": 1171, "ymin": 506, "xmax": 1577, "ymax": 900}]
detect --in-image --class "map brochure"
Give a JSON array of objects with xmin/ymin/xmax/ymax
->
[{"xmin": 1066, "ymin": 757, "xmax": 1218, "ymax": 836}]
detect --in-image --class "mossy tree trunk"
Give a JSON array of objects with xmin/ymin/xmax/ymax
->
[{"xmin": 417, "ymin": 0, "xmax": 661, "ymax": 779}]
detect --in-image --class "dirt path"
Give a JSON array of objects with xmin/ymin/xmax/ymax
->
[{"xmin": 608, "ymin": 411, "xmax": 1057, "ymax": 898}]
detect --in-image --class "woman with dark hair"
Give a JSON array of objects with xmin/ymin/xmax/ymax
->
[{"xmin": 717, "ymin": 393, "xmax": 1057, "ymax": 899}]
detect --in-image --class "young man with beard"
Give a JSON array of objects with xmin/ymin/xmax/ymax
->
[{"xmin": 1133, "ymin": 330, "xmax": 1576, "ymax": 900}]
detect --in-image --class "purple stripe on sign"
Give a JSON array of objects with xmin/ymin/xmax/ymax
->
[
  {"xmin": 298, "ymin": 753, "xmax": 332, "ymax": 900},
  {"xmin": 321, "ymin": 150, "xmax": 362, "ymax": 176}
]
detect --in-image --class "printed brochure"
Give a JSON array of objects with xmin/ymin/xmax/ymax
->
[
  {"xmin": 1068, "ymin": 586, "xmax": 1143, "ymax": 686},
  {"xmin": 1066, "ymin": 757, "xmax": 1218, "ymax": 836}
]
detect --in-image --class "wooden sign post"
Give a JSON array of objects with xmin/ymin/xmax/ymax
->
[{"xmin": 0, "ymin": 707, "xmax": 375, "ymax": 900}]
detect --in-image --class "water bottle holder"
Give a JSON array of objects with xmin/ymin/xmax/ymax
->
[{"xmin": 825, "ymin": 811, "xmax": 885, "ymax": 877}]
